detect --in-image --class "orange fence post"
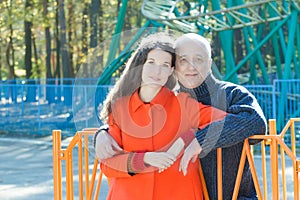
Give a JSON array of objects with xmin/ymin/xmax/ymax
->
[
  {"xmin": 198, "ymin": 161, "xmax": 210, "ymax": 200},
  {"xmin": 52, "ymin": 130, "xmax": 63, "ymax": 200},
  {"xmin": 269, "ymin": 119, "xmax": 279, "ymax": 200},
  {"xmin": 244, "ymin": 139, "xmax": 262, "ymax": 199},
  {"xmin": 232, "ymin": 141, "xmax": 247, "ymax": 199},
  {"xmin": 297, "ymin": 160, "xmax": 300, "ymax": 200},
  {"xmin": 84, "ymin": 133, "xmax": 90, "ymax": 200},
  {"xmin": 261, "ymin": 140, "xmax": 268, "ymax": 200},
  {"xmin": 217, "ymin": 148, "xmax": 222, "ymax": 200},
  {"xmin": 78, "ymin": 132, "xmax": 84, "ymax": 200}
]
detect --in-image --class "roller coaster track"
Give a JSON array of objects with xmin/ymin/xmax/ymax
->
[{"xmin": 142, "ymin": 0, "xmax": 300, "ymax": 32}]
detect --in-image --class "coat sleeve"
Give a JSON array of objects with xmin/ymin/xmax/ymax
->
[
  {"xmin": 100, "ymin": 114, "xmax": 156, "ymax": 178},
  {"xmin": 100, "ymin": 113, "xmax": 131, "ymax": 177},
  {"xmin": 176, "ymin": 92, "xmax": 227, "ymax": 147},
  {"xmin": 195, "ymin": 85, "xmax": 267, "ymax": 155},
  {"xmin": 178, "ymin": 92, "xmax": 227, "ymax": 130}
]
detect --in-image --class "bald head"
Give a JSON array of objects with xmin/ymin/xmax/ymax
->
[
  {"xmin": 175, "ymin": 33, "xmax": 211, "ymax": 58},
  {"xmin": 174, "ymin": 33, "xmax": 212, "ymax": 89}
]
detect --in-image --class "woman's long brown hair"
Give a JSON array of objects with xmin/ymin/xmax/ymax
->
[{"xmin": 99, "ymin": 32, "xmax": 177, "ymax": 122}]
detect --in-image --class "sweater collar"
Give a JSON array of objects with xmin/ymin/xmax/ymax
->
[
  {"xmin": 131, "ymin": 86, "xmax": 172, "ymax": 112},
  {"xmin": 179, "ymin": 73, "xmax": 219, "ymax": 98}
]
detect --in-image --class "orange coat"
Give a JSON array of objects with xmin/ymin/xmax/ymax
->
[{"xmin": 101, "ymin": 86, "xmax": 227, "ymax": 200}]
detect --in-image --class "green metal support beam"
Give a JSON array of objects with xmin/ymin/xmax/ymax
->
[
  {"xmin": 247, "ymin": 27, "xmax": 270, "ymax": 84},
  {"xmin": 105, "ymin": 0, "xmax": 128, "ymax": 68},
  {"xmin": 212, "ymin": 0, "xmax": 238, "ymax": 83},
  {"xmin": 223, "ymin": 17, "xmax": 289, "ymax": 81},
  {"xmin": 296, "ymin": 21, "xmax": 300, "ymax": 79},
  {"xmin": 277, "ymin": 9, "xmax": 298, "ymax": 129},
  {"xmin": 98, "ymin": 21, "xmax": 154, "ymax": 85}
]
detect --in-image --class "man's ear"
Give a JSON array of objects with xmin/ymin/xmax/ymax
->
[{"xmin": 208, "ymin": 58, "xmax": 212, "ymax": 68}]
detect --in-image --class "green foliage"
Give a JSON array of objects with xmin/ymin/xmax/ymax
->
[
  {"xmin": 0, "ymin": 0, "xmax": 298, "ymax": 84},
  {"xmin": 0, "ymin": 0, "xmax": 146, "ymax": 80}
]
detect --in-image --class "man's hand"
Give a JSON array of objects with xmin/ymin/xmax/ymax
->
[
  {"xmin": 95, "ymin": 130, "xmax": 123, "ymax": 160},
  {"xmin": 144, "ymin": 152, "xmax": 176, "ymax": 172},
  {"xmin": 167, "ymin": 137, "xmax": 184, "ymax": 157},
  {"xmin": 179, "ymin": 138, "xmax": 202, "ymax": 176}
]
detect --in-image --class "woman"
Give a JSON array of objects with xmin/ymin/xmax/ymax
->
[{"xmin": 99, "ymin": 32, "xmax": 226, "ymax": 200}]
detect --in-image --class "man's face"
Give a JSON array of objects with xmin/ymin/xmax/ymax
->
[{"xmin": 175, "ymin": 38, "xmax": 211, "ymax": 89}]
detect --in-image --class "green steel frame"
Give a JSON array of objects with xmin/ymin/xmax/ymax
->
[{"xmin": 98, "ymin": 0, "xmax": 300, "ymax": 129}]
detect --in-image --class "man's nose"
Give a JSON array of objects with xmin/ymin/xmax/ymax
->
[{"xmin": 187, "ymin": 60, "xmax": 197, "ymax": 70}]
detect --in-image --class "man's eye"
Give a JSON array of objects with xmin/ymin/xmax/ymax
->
[
  {"xmin": 163, "ymin": 64, "xmax": 171, "ymax": 68},
  {"xmin": 180, "ymin": 58, "xmax": 187, "ymax": 63},
  {"xmin": 195, "ymin": 57, "xmax": 203, "ymax": 62},
  {"xmin": 147, "ymin": 60, "xmax": 154, "ymax": 64}
]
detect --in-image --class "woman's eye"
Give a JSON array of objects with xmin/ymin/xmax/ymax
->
[{"xmin": 163, "ymin": 64, "xmax": 171, "ymax": 68}]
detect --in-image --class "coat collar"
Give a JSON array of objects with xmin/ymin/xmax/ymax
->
[{"xmin": 131, "ymin": 86, "xmax": 173, "ymax": 112}]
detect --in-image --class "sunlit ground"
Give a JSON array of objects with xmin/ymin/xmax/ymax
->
[{"xmin": 0, "ymin": 137, "xmax": 297, "ymax": 200}]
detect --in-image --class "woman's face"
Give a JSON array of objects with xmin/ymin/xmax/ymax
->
[{"xmin": 141, "ymin": 48, "xmax": 174, "ymax": 87}]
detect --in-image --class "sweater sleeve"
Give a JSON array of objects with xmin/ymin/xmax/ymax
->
[{"xmin": 195, "ymin": 86, "xmax": 267, "ymax": 156}]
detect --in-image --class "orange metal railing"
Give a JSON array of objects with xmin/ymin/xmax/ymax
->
[
  {"xmin": 52, "ymin": 118, "xmax": 300, "ymax": 200},
  {"xmin": 231, "ymin": 118, "xmax": 300, "ymax": 200},
  {"xmin": 52, "ymin": 128, "xmax": 105, "ymax": 200}
]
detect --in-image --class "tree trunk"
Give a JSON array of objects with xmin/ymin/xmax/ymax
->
[
  {"xmin": 59, "ymin": 0, "xmax": 70, "ymax": 78},
  {"xmin": 5, "ymin": 0, "xmax": 15, "ymax": 80},
  {"xmin": 43, "ymin": 0, "xmax": 52, "ymax": 79},
  {"xmin": 81, "ymin": 0, "xmax": 89, "ymax": 77},
  {"xmin": 25, "ymin": 0, "xmax": 33, "ymax": 79},
  {"xmin": 24, "ymin": 0, "xmax": 37, "ymax": 102},
  {"xmin": 0, "ymin": 38, "xmax": 2, "ymax": 80},
  {"xmin": 6, "ymin": 24, "xmax": 15, "ymax": 80},
  {"xmin": 68, "ymin": 0, "xmax": 74, "ymax": 77},
  {"xmin": 98, "ymin": 0, "xmax": 103, "ymax": 69},
  {"xmin": 32, "ymin": 33, "xmax": 41, "ymax": 78},
  {"xmin": 90, "ymin": 0, "xmax": 100, "ymax": 49},
  {"xmin": 55, "ymin": 0, "xmax": 61, "ymax": 79}
]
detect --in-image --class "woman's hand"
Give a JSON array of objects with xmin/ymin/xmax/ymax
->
[{"xmin": 144, "ymin": 152, "xmax": 176, "ymax": 172}]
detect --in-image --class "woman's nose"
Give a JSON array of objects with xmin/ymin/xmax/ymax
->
[{"xmin": 153, "ymin": 64, "xmax": 162, "ymax": 74}]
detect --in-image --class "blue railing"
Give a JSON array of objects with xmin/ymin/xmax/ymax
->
[
  {"xmin": 0, "ymin": 79, "xmax": 110, "ymax": 136},
  {"xmin": 0, "ymin": 78, "xmax": 299, "ymax": 141}
]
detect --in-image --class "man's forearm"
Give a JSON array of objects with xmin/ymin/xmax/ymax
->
[
  {"xmin": 93, "ymin": 124, "xmax": 109, "ymax": 148},
  {"xmin": 195, "ymin": 110, "xmax": 266, "ymax": 154}
]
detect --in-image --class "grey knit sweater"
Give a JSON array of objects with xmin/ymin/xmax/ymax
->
[{"xmin": 180, "ymin": 74, "xmax": 267, "ymax": 200}]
